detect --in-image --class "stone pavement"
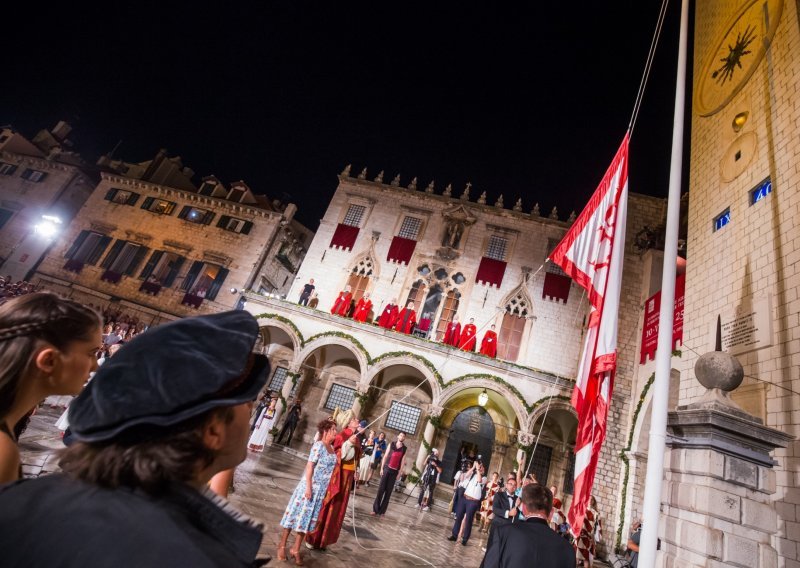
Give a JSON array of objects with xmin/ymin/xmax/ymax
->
[{"xmin": 18, "ymin": 406, "xmax": 612, "ymax": 567}]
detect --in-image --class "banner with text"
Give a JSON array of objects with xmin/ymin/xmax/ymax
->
[{"xmin": 640, "ymin": 273, "xmax": 685, "ymax": 364}]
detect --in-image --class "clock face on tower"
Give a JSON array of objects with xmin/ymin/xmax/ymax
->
[{"xmin": 695, "ymin": 0, "xmax": 784, "ymax": 116}]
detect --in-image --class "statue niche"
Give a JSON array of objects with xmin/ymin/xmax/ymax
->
[{"xmin": 442, "ymin": 221, "xmax": 465, "ymax": 249}]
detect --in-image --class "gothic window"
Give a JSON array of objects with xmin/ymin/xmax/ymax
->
[
  {"xmin": 346, "ymin": 257, "xmax": 373, "ymax": 301},
  {"xmin": 505, "ymin": 292, "xmax": 531, "ymax": 317},
  {"xmin": 405, "ymin": 279, "xmax": 426, "ymax": 309},
  {"xmin": 435, "ymin": 289, "xmax": 461, "ymax": 341}
]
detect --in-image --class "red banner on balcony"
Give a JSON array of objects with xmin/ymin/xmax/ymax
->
[
  {"xmin": 542, "ymin": 272, "xmax": 571, "ymax": 303},
  {"xmin": 387, "ymin": 236, "xmax": 417, "ymax": 265},
  {"xmin": 329, "ymin": 223, "xmax": 360, "ymax": 251},
  {"xmin": 640, "ymin": 273, "xmax": 685, "ymax": 363},
  {"xmin": 475, "ymin": 257, "xmax": 507, "ymax": 288}
]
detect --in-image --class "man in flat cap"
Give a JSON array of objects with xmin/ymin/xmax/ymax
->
[{"xmin": 0, "ymin": 311, "xmax": 271, "ymax": 567}]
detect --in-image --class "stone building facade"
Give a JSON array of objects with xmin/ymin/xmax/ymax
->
[
  {"xmin": 33, "ymin": 150, "xmax": 306, "ymax": 324},
  {"xmin": 244, "ymin": 165, "xmax": 667, "ymax": 556},
  {"xmin": 0, "ymin": 122, "xmax": 96, "ymax": 281}
]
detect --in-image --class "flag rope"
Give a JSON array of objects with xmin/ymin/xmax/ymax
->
[{"xmin": 629, "ymin": 0, "xmax": 670, "ymax": 137}]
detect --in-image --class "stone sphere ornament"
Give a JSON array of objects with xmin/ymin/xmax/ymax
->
[{"xmin": 694, "ymin": 351, "xmax": 744, "ymax": 392}]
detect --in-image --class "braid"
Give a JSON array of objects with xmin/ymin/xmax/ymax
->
[{"xmin": 0, "ymin": 321, "xmax": 50, "ymax": 342}]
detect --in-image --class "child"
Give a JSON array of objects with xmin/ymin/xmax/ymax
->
[{"xmin": 0, "ymin": 293, "xmax": 102, "ymax": 483}]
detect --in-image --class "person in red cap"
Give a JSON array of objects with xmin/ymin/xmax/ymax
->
[
  {"xmin": 480, "ymin": 324, "xmax": 498, "ymax": 358},
  {"xmin": 377, "ymin": 298, "xmax": 400, "ymax": 329},
  {"xmin": 459, "ymin": 318, "xmax": 478, "ymax": 351},
  {"xmin": 393, "ymin": 301, "xmax": 417, "ymax": 334},
  {"xmin": 331, "ymin": 285, "xmax": 353, "ymax": 316},
  {"xmin": 352, "ymin": 292, "xmax": 373, "ymax": 323},
  {"xmin": 0, "ymin": 310, "xmax": 272, "ymax": 567}
]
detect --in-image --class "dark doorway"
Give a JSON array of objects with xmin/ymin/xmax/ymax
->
[
  {"xmin": 441, "ymin": 406, "xmax": 496, "ymax": 484},
  {"xmin": 421, "ymin": 284, "xmax": 443, "ymax": 324}
]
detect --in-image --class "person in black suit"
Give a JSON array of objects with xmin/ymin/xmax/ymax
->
[
  {"xmin": 483, "ymin": 474, "xmax": 518, "ymax": 555},
  {"xmin": 482, "ymin": 484, "xmax": 576, "ymax": 568}
]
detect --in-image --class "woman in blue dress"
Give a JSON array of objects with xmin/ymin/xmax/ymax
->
[{"xmin": 278, "ymin": 417, "xmax": 338, "ymax": 565}]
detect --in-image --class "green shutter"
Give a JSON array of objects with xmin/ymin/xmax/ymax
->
[
  {"xmin": 87, "ymin": 236, "xmax": 112, "ymax": 266},
  {"xmin": 125, "ymin": 246, "xmax": 149, "ymax": 276},
  {"xmin": 64, "ymin": 231, "xmax": 89, "ymax": 259},
  {"xmin": 164, "ymin": 256, "xmax": 185, "ymax": 287},
  {"xmin": 206, "ymin": 267, "xmax": 229, "ymax": 301},
  {"xmin": 139, "ymin": 250, "xmax": 163, "ymax": 280},
  {"xmin": 104, "ymin": 188, "xmax": 118, "ymax": 201},
  {"xmin": 182, "ymin": 260, "xmax": 204, "ymax": 291},
  {"xmin": 126, "ymin": 192, "xmax": 140, "ymax": 206},
  {"xmin": 178, "ymin": 206, "xmax": 191, "ymax": 219},
  {"xmin": 100, "ymin": 240, "xmax": 126, "ymax": 269},
  {"xmin": 217, "ymin": 215, "xmax": 230, "ymax": 228},
  {"xmin": 141, "ymin": 197, "xmax": 154, "ymax": 211},
  {"xmin": 203, "ymin": 211, "xmax": 216, "ymax": 225}
]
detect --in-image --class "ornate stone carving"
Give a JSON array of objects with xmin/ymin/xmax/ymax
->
[
  {"xmin": 567, "ymin": 210, "xmax": 576, "ymax": 223},
  {"xmin": 460, "ymin": 182, "xmax": 471, "ymax": 200},
  {"xmin": 532, "ymin": 203, "xmax": 540, "ymax": 216},
  {"xmin": 390, "ymin": 174, "xmax": 401, "ymax": 187},
  {"xmin": 358, "ymin": 167, "xmax": 367, "ymax": 180},
  {"xmin": 478, "ymin": 191, "xmax": 487, "ymax": 205},
  {"xmin": 425, "ymin": 181, "xmax": 435, "ymax": 193},
  {"xmin": 374, "ymin": 170, "xmax": 384, "ymax": 183},
  {"xmin": 549, "ymin": 207, "xmax": 559, "ymax": 220},
  {"xmin": 495, "ymin": 194, "xmax": 504, "ymax": 208},
  {"xmin": 513, "ymin": 198, "xmax": 523, "ymax": 212},
  {"xmin": 341, "ymin": 164, "xmax": 352, "ymax": 176},
  {"xmin": 443, "ymin": 183, "xmax": 453, "ymax": 197},
  {"xmin": 517, "ymin": 431, "xmax": 535, "ymax": 446},
  {"xmin": 408, "ymin": 177, "xmax": 417, "ymax": 191}
]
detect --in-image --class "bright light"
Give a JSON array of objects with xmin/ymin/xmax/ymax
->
[
  {"xmin": 34, "ymin": 215, "xmax": 62, "ymax": 239},
  {"xmin": 478, "ymin": 389, "xmax": 489, "ymax": 407}
]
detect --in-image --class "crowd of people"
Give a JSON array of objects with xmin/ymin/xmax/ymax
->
[
  {"xmin": 0, "ymin": 292, "xmax": 617, "ymax": 567},
  {"xmin": 296, "ymin": 279, "xmax": 504, "ymax": 358},
  {"xmin": 0, "ymin": 277, "xmax": 39, "ymax": 304}
]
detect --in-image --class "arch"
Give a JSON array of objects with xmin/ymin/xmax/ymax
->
[
  {"xmin": 294, "ymin": 334, "xmax": 370, "ymax": 374},
  {"xmin": 363, "ymin": 355, "xmax": 442, "ymax": 401},
  {"xmin": 525, "ymin": 396, "xmax": 576, "ymax": 433},
  {"xmin": 437, "ymin": 375, "xmax": 528, "ymax": 432},
  {"xmin": 498, "ymin": 279, "xmax": 536, "ymax": 361},
  {"xmin": 257, "ymin": 320, "xmax": 302, "ymax": 354}
]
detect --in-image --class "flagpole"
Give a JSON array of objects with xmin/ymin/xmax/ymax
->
[{"xmin": 638, "ymin": 0, "xmax": 689, "ymax": 566}]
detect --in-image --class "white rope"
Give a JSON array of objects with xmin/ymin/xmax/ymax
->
[{"xmin": 629, "ymin": 0, "xmax": 671, "ymax": 138}]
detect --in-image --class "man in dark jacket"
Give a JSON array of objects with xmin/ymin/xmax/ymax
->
[
  {"xmin": 482, "ymin": 484, "xmax": 576, "ymax": 568},
  {"xmin": 0, "ymin": 311, "xmax": 271, "ymax": 567},
  {"xmin": 482, "ymin": 474, "xmax": 519, "ymax": 555},
  {"xmin": 276, "ymin": 399, "xmax": 302, "ymax": 446}
]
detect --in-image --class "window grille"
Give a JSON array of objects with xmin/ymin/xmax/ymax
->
[
  {"xmin": 485, "ymin": 235, "xmax": 508, "ymax": 261},
  {"xmin": 342, "ymin": 205, "xmax": 366, "ymax": 227},
  {"xmin": 546, "ymin": 239, "xmax": 567, "ymax": 276},
  {"xmin": 385, "ymin": 401, "xmax": 422, "ymax": 434},
  {"xmin": 268, "ymin": 367, "xmax": 289, "ymax": 393},
  {"xmin": 324, "ymin": 384, "xmax": 356, "ymax": 411},
  {"xmin": 563, "ymin": 451, "xmax": 576, "ymax": 495},
  {"xmin": 398, "ymin": 216, "xmax": 422, "ymax": 240},
  {"xmin": 527, "ymin": 444, "xmax": 553, "ymax": 486}
]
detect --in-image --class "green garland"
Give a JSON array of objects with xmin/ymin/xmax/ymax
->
[
  {"xmin": 529, "ymin": 394, "xmax": 571, "ymax": 413},
  {"xmin": 421, "ymin": 438, "xmax": 432, "ymax": 452},
  {"xmin": 427, "ymin": 414, "xmax": 443, "ymax": 429},
  {"xmin": 254, "ymin": 313, "xmax": 305, "ymax": 345},
  {"xmin": 355, "ymin": 389, "xmax": 370, "ymax": 405},
  {"xmin": 304, "ymin": 331, "xmax": 372, "ymax": 363},
  {"xmin": 372, "ymin": 351, "xmax": 444, "ymax": 386},
  {"xmin": 615, "ymin": 372, "xmax": 655, "ymax": 550}
]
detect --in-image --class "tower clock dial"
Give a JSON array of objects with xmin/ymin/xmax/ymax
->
[{"xmin": 695, "ymin": 0, "xmax": 784, "ymax": 116}]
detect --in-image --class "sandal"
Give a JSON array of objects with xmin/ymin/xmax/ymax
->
[
  {"xmin": 277, "ymin": 545, "xmax": 287, "ymax": 562},
  {"xmin": 289, "ymin": 548, "xmax": 304, "ymax": 566}
]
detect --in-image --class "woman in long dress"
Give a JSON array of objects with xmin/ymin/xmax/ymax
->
[
  {"xmin": 248, "ymin": 397, "xmax": 277, "ymax": 452},
  {"xmin": 278, "ymin": 418, "xmax": 338, "ymax": 565},
  {"xmin": 357, "ymin": 429, "xmax": 375, "ymax": 486}
]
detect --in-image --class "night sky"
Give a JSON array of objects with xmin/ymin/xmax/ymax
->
[{"xmin": 2, "ymin": 3, "xmax": 689, "ymax": 231}]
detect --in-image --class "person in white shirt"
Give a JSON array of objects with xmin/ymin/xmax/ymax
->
[{"xmin": 447, "ymin": 460, "xmax": 487, "ymax": 545}]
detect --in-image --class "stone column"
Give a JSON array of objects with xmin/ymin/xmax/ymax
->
[
  {"xmin": 412, "ymin": 405, "xmax": 442, "ymax": 483},
  {"xmin": 656, "ymin": 348, "xmax": 793, "ymax": 567},
  {"xmin": 268, "ymin": 366, "xmax": 300, "ymax": 443},
  {"xmin": 351, "ymin": 385, "xmax": 369, "ymax": 418}
]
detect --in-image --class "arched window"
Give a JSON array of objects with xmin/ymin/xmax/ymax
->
[
  {"xmin": 498, "ymin": 291, "xmax": 531, "ymax": 361},
  {"xmin": 435, "ymin": 289, "xmax": 461, "ymax": 340},
  {"xmin": 405, "ymin": 279, "xmax": 426, "ymax": 310},
  {"xmin": 346, "ymin": 257, "xmax": 374, "ymax": 302}
]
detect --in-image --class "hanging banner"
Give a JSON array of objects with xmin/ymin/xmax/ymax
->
[{"xmin": 640, "ymin": 273, "xmax": 685, "ymax": 364}]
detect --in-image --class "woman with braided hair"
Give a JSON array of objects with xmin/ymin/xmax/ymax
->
[{"xmin": 0, "ymin": 292, "xmax": 102, "ymax": 483}]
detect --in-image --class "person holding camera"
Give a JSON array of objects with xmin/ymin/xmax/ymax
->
[
  {"xmin": 448, "ymin": 459, "xmax": 486, "ymax": 546},
  {"xmin": 417, "ymin": 448, "xmax": 443, "ymax": 511},
  {"xmin": 626, "ymin": 520, "xmax": 641, "ymax": 568}
]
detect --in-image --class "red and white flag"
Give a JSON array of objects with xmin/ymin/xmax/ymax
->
[{"xmin": 549, "ymin": 134, "xmax": 629, "ymax": 537}]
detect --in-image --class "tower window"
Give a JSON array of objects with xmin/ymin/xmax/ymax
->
[
  {"xmin": 713, "ymin": 208, "xmax": 731, "ymax": 232},
  {"xmin": 750, "ymin": 178, "xmax": 772, "ymax": 205}
]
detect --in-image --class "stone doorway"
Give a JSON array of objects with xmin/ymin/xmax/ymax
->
[{"xmin": 441, "ymin": 406, "xmax": 496, "ymax": 483}]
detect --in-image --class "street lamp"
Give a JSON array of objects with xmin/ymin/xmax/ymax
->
[
  {"xmin": 478, "ymin": 389, "xmax": 489, "ymax": 407},
  {"xmin": 33, "ymin": 215, "xmax": 62, "ymax": 240}
]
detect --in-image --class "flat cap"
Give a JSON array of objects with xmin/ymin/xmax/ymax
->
[{"xmin": 69, "ymin": 310, "xmax": 270, "ymax": 442}]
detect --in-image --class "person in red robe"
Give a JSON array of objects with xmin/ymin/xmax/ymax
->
[
  {"xmin": 306, "ymin": 417, "xmax": 363, "ymax": 550},
  {"xmin": 459, "ymin": 318, "xmax": 477, "ymax": 351},
  {"xmin": 330, "ymin": 285, "xmax": 353, "ymax": 316},
  {"xmin": 480, "ymin": 324, "xmax": 498, "ymax": 358},
  {"xmin": 393, "ymin": 302, "xmax": 417, "ymax": 334},
  {"xmin": 378, "ymin": 298, "xmax": 399, "ymax": 329},
  {"xmin": 443, "ymin": 315, "xmax": 461, "ymax": 347},
  {"xmin": 352, "ymin": 292, "xmax": 373, "ymax": 322}
]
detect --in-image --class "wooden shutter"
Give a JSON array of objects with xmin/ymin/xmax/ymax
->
[
  {"xmin": 182, "ymin": 261, "xmax": 204, "ymax": 291},
  {"xmin": 104, "ymin": 188, "xmax": 118, "ymax": 201},
  {"xmin": 86, "ymin": 236, "xmax": 112, "ymax": 266},
  {"xmin": 140, "ymin": 197, "xmax": 154, "ymax": 211},
  {"xmin": 178, "ymin": 205, "xmax": 191, "ymax": 219},
  {"xmin": 100, "ymin": 240, "xmax": 126, "ymax": 269},
  {"xmin": 206, "ymin": 267, "xmax": 229, "ymax": 301},
  {"xmin": 164, "ymin": 256, "xmax": 185, "ymax": 287},
  {"xmin": 202, "ymin": 211, "xmax": 216, "ymax": 225},
  {"xmin": 217, "ymin": 215, "xmax": 231, "ymax": 228},
  {"xmin": 139, "ymin": 251, "xmax": 163, "ymax": 280},
  {"xmin": 498, "ymin": 312, "xmax": 526, "ymax": 361},
  {"xmin": 435, "ymin": 290, "xmax": 461, "ymax": 341},
  {"xmin": 126, "ymin": 192, "xmax": 140, "ymax": 206},
  {"xmin": 125, "ymin": 246, "xmax": 149, "ymax": 276},
  {"xmin": 64, "ymin": 231, "xmax": 89, "ymax": 259},
  {"xmin": 346, "ymin": 273, "xmax": 369, "ymax": 302},
  {"xmin": 241, "ymin": 221, "xmax": 253, "ymax": 235}
]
